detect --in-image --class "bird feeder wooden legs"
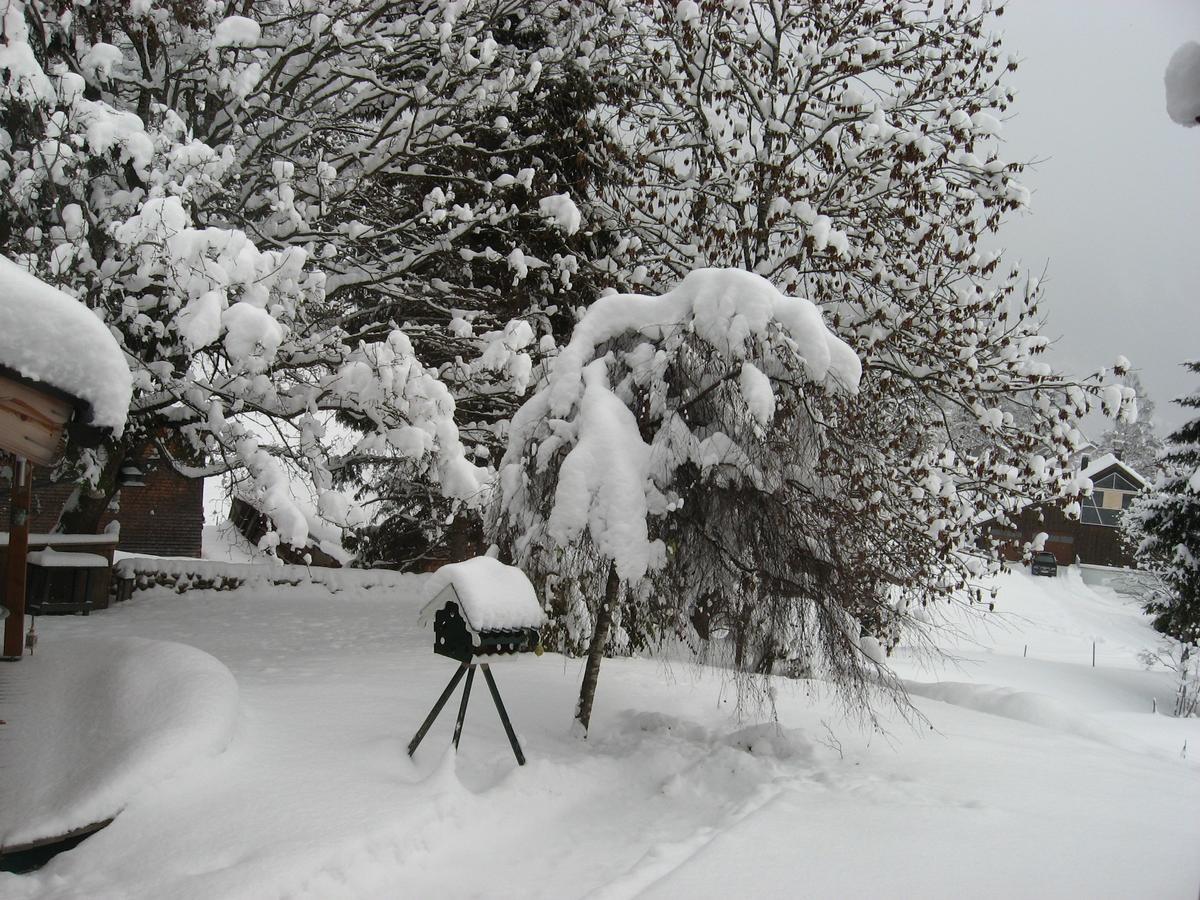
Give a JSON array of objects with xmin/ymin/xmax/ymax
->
[
  {"xmin": 407, "ymin": 661, "xmax": 525, "ymax": 766},
  {"xmin": 407, "ymin": 661, "xmax": 469, "ymax": 758},
  {"xmin": 480, "ymin": 663, "xmax": 525, "ymax": 766},
  {"xmin": 452, "ymin": 664, "xmax": 475, "ymax": 750}
]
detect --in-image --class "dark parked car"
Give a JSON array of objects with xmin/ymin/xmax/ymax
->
[{"xmin": 1031, "ymin": 551, "xmax": 1058, "ymax": 577}]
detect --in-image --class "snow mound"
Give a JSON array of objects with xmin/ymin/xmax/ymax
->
[
  {"xmin": 1165, "ymin": 41, "xmax": 1200, "ymax": 126},
  {"xmin": 421, "ymin": 556, "xmax": 545, "ymax": 632},
  {"xmin": 0, "ymin": 255, "xmax": 132, "ymax": 432},
  {"xmin": 0, "ymin": 637, "xmax": 238, "ymax": 850},
  {"xmin": 903, "ymin": 680, "xmax": 1115, "ymax": 743}
]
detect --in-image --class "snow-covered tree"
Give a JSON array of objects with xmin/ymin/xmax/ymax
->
[
  {"xmin": 0, "ymin": 0, "xmax": 507, "ymax": 547},
  {"xmin": 1, "ymin": 0, "xmax": 598, "ymax": 554},
  {"xmin": 1098, "ymin": 373, "xmax": 1164, "ymax": 477},
  {"xmin": 583, "ymin": 0, "xmax": 1134, "ymax": 607},
  {"xmin": 490, "ymin": 269, "xmax": 918, "ymax": 731},
  {"xmin": 1125, "ymin": 361, "xmax": 1200, "ymax": 645}
]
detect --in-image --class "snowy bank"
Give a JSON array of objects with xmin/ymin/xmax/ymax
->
[
  {"xmin": 0, "ymin": 637, "xmax": 238, "ymax": 850},
  {"xmin": 0, "ymin": 571, "xmax": 1196, "ymax": 897},
  {"xmin": 0, "ymin": 256, "xmax": 131, "ymax": 433}
]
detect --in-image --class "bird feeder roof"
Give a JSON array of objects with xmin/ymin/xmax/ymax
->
[
  {"xmin": 0, "ymin": 255, "xmax": 131, "ymax": 434},
  {"xmin": 420, "ymin": 557, "xmax": 545, "ymax": 634}
]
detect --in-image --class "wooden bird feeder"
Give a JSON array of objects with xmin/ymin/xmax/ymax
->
[
  {"xmin": 0, "ymin": 370, "xmax": 111, "ymax": 659},
  {"xmin": 0, "ymin": 370, "xmax": 76, "ymax": 468},
  {"xmin": 407, "ymin": 557, "xmax": 545, "ymax": 766}
]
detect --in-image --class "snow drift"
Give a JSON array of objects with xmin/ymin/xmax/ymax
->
[{"xmin": 0, "ymin": 637, "xmax": 238, "ymax": 850}]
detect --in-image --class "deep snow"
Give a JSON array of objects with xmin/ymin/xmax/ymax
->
[
  {"xmin": 1, "ymin": 567, "xmax": 1198, "ymax": 899},
  {"xmin": 0, "ymin": 638, "xmax": 238, "ymax": 850}
]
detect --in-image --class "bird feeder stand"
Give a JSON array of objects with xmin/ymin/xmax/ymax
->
[{"xmin": 407, "ymin": 558, "xmax": 544, "ymax": 766}]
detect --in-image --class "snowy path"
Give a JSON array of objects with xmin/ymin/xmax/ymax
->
[{"xmin": 2, "ymin": 571, "xmax": 1199, "ymax": 898}]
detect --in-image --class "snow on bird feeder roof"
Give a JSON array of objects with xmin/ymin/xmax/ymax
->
[
  {"xmin": 420, "ymin": 556, "xmax": 545, "ymax": 634},
  {"xmin": 0, "ymin": 255, "xmax": 132, "ymax": 435}
]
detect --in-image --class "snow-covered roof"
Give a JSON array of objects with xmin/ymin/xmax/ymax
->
[
  {"xmin": 420, "ymin": 557, "xmax": 545, "ymax": 633},
  {"xmin": 1079, "ymin": 453, "xmax": 1147, "ymax": 488},
  {"xmin": 0, "ymin": 255, "xmax": 131, "ymax": 433}
]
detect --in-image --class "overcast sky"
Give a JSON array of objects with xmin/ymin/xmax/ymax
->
[{"xmin": 994, "ymin": 0, "xmax": 1200, "ymax": 440}]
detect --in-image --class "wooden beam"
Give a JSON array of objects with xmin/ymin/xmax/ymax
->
[{"xmin": 3, "ymin": 456, "xmax": 33, "ymax": 659}]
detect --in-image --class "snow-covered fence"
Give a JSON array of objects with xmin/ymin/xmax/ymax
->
[{"xmin": 113, "ymin": 557, "xmax": 420, "ymax": 598}]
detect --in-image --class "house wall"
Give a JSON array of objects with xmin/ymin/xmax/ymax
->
[
  {"xmin": 102, "ymin": 466, "xmax": 204, "ymax": 558},
  {"xmin": 0, "ymin": 461, "xmax": 203, "ymax": 558},
  {"xmin": 991, "ymin": 503, "xmax": 1136, "ymax": 568}
]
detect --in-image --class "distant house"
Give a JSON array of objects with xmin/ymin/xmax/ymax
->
[
  {"xmin": 0, "ymin": 446, "xmax": 204, "ymax": 558},
  {"xmin": 987, "ymin": 453, "xmax": 1148, "ymax": 568}
]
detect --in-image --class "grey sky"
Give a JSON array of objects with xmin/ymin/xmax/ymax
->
[{"xmin": 996, "ymin": 0, "xmax": 1200, "ymax": 439}]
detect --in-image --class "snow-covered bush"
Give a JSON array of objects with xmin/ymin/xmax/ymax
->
[{"xmin": 490, "ymin": 269, "xmax": 902, "ymax": 730}]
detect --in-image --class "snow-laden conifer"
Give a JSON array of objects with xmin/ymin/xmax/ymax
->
[
  {"xmin": 489, "ymin": 269, "xmax": 898, "ymax": 729},
  {"xmin": 1125, "ymin": 361, "xmax": 1200, "ymax": 647}
]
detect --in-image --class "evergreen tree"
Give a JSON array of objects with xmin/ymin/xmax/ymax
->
[{"xmin": 1125, "ymin": 361, "xmax": 1200, "ymax": 644}]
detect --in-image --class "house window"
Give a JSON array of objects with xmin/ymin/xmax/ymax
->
[
  {"xmin": 1081, "ymin": 496, "xmax": 1124, "ymax": 528},
  {"xmin": 1101, "ymin": 490, "xmax": 1124, "ymax": 510}
]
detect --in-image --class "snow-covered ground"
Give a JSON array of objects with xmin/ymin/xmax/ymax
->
[{"xmin": 2, "ymin": 567, "xmax": 1198, "ymax": 899}]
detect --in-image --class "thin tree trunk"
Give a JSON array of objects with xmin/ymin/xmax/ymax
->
[{"xmin": 575, "ymin": 561, "xmax": 619, "ymax": 736}]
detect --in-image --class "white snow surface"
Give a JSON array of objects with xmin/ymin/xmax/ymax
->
[
  {"xmin": 1, "ymin": 567, "xmax": 1197, "ymax": 898},
  {"xmin": 420, "ymin": 556, "xmax": 545, "ymax": 632},
  {"xmin": 545, "ymin": 269, "xmax": 860, "ymax": 419},
  {"xmin": 0, "ymin": 255, "xmax": 132, "ymax": 432},
  {"xmin": 1165, "ymin": 41, "xmax": 1200, "ymax": 126},
  {"xmin": 0, "ymin": 637, "xmax": 238, "ymax": 849},
  {"xmin": 537, "ymin": 193, "xmax": 582, "ymax": 235},
  {"xmin": 211, "ymin": 16, "xmax": 262, "ymax": 49}
]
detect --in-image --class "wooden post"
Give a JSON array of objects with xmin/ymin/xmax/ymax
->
[{"xmin": 3, "ymin": 456, "xmax": 33, "ymax": 659}]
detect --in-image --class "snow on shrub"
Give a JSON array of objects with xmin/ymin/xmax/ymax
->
[{"xmin": 490, "ymin": 269, "xmax": 885, "ymax": 730}]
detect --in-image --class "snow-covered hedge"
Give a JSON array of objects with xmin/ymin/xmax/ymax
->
[{"xmin": 114, "ymin": 557, "xmax": 421, "ymax": 598}]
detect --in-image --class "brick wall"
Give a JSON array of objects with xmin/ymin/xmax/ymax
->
[
  {"xmin": 100, "ymin": 466, "xmax": 204, "ymax": 558},
  {"xmin": 0, "ymin": 461, "xmax": 204, "ymax": 558}
]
